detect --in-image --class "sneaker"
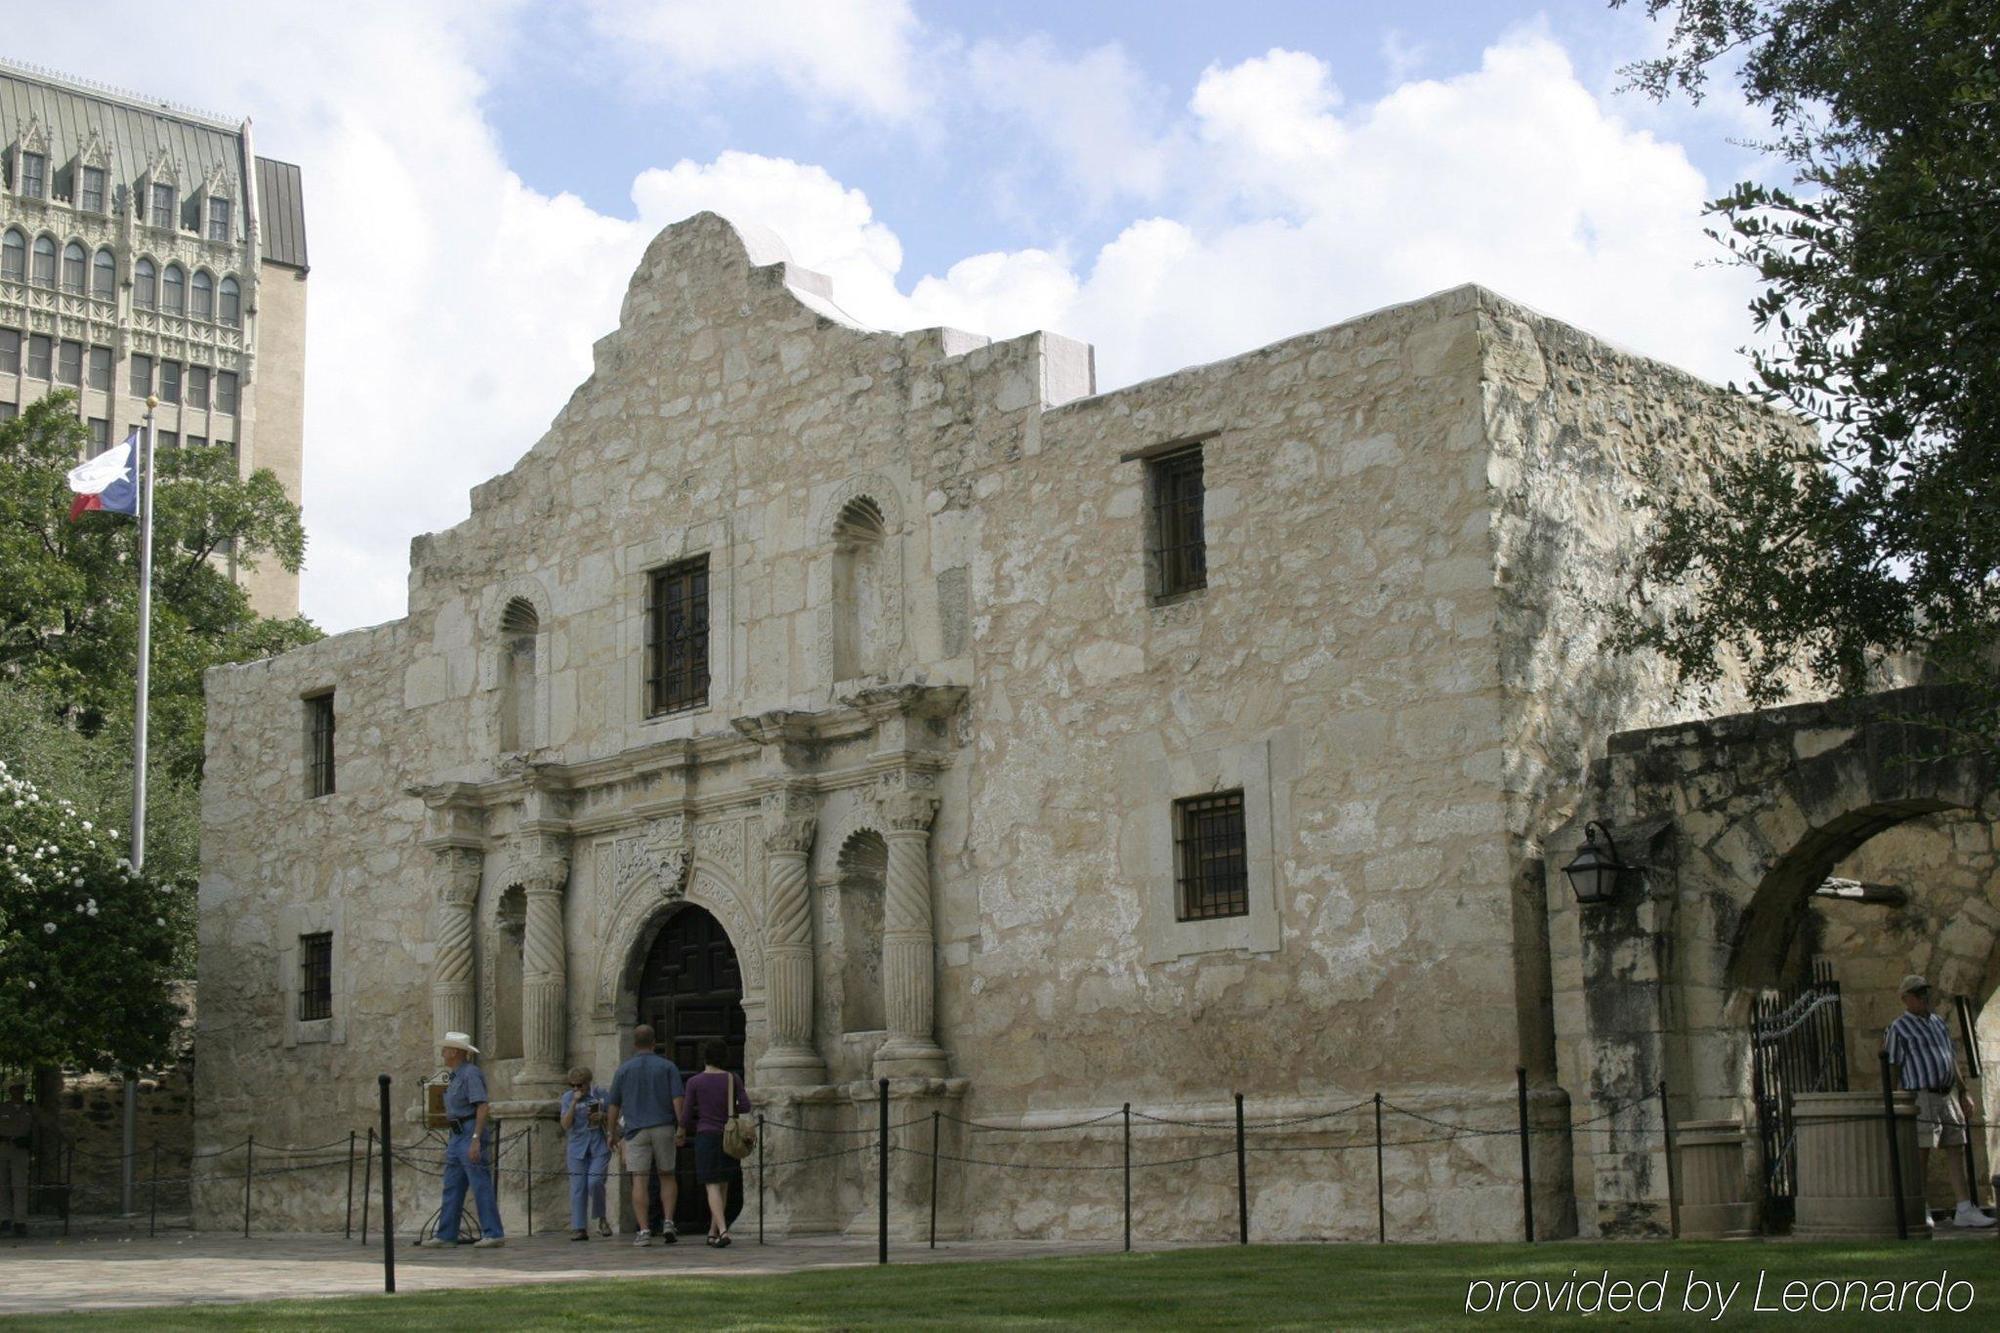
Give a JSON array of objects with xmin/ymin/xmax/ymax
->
[
  {"xmin": 571, "ymin": 1228, "xmax": 589, "ymax": 1241},
  {"xmin": 660, "ymin": 1223, "xmax": 678, "ymax": 1245},
  {"xmin": 420, "ymin": 1237, "xmax": 452, "ymax": 1248},
  {"xmin": 632, "ymin": 1229, "xmax": 653, "ymax": 1247},
  {"xmin": 1954, "ymin": 1202, "xmax": 1995, "ymax": 1228},
  {"xmin": 473, "ymin": 1236, "xmax": 506, "ymax": 1248},
  {"xmin": 596, "ymin": 1217, "xmax": 612, "ymax": 1237}
]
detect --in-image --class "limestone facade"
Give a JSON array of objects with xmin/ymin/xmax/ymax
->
[{"xmin": 196, "ymin": 212, "xmax": 1799, "ymax": 1238}]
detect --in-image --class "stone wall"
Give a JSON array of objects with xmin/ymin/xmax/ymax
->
[{"xmin": 197, "ymin": 213, "xmax": 1802, "ymax": 1241}]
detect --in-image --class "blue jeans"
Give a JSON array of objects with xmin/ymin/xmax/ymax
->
[
  {"xmin": 438, "ymin": 1126, "xmax": 503, "ymax": 1241},
  {"xmin": 567, "ymin": 1142, "xmax": 611, "ymax": 1229}
]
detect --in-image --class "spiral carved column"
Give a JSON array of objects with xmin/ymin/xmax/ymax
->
[
  {"xmin": 874, "ymin": 779, "xmax": 948, "ymax": 1078},
  {"xmin": 430, "ymin": 847, "xmax": 482, "ymax": 1049},
  {"xmin": 514, "ymin": 841, "xmax": 571, "ymax": 1088},
  {"xmin": 758, "ymin": 788, "xmax": 826, "ymax": 1086}
]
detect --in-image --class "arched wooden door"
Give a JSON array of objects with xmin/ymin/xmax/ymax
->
[{"xmin": 635, "ymin": 904, "xmax": 744, "ymax": 1233}]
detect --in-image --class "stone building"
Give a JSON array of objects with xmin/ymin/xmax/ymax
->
[
  {"xmin": 195, "ymin": 211, "xmax": 1808, "ymax": 1240},
  {"xmin": 0, "ymin": 60, "xmax": 307, "ymax": 617}
]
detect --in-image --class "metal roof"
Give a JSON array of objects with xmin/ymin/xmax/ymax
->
[{"xmin": 0, "ymin": 60, "xmax": 305, "ymax": 268}]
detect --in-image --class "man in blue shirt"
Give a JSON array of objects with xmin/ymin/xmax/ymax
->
[
  {"xmin": 606, "ymin": 1024, "xmax": 686, "ymax": 1246},
  {"xmin": 421, "ymin": 1032, "xmax": 506, "ymax": 1247},
  {"xmin": 1884, "ymin": 975, "xmax": 1994, "ymax": 1229}
]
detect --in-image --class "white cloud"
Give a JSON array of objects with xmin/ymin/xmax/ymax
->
[
  {"xmin": 963, "ymin": 37, "xmax": 1176, "ymax": 204},
  {"xmin": 582, "ymin": 0, "xmax": 926, "ymax": 121}
]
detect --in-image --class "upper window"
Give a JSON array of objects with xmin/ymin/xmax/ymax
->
[
  {"xmin": 1, "ymin": 229, "xmax": 22, "ymax": 281},
  {"xmin": 190, "ymin": 270, "xmax": 213, "ymax": 319},
  {"xmin": 216, "ymin": 370, "xmax": 239, "ymax": 415},
  {"xmin": 647, "ymin": 555, "xmax": 711, "ymax": 716},
  {"xmin": 18, "ymin": 152, "xmax": 44, "ymax": 199},
  {"xmin": 159, "ymin": 360, "xmax": 181, "ymax": 404},
  {"xmin": 91, "ymin": 248, "xmax": 114, "ymax": 300},
  {"xmin": 61, "ymin": 242, "xmax": 86, "ymax": 294},
  {"xmin": 298, "ymin": 931, "xmax": 333, "ymax": 1021},
  {"xmin": 79, "ymin": 165, "xmax": 106, "ymax": 213},
  {"xmin": 161, "ymin": 264, "xmax": 185, "ymax": 315},
  {"xmin": 56, "ymin": 340, "xmax": 81, "ymax": 387},
  {"xmin": 0, "ymin": 331, "xmax": 17, "ymax": 375},
  {"xmin": 1173, "ymin": 790, "xmax": 1249, "ymax": 922},
  {"xmin": 129, "ymin": 353, "xmax": 152, "ymax": 398},
  {"xmin": 134, "ymin": 259, "xmax": 156, "ymax": 309},
  {"xmin": 26, "ymin": 334, "xmax": 51, "ymax": 380},
  {"xmin": 207, "ymin": 197, "xmax": 231, "ymax": 242},
  {"xmin": 88, "ymin": 346, "xmax": 111, "ymax": 392},
  {"xmin": 218, "ymin": 275, "xmax": 240, "ymax": 327},
  {"xmin": 87, "ymin": 417, "xmax": 108, "ymax": 453},
  {"xmin": 1147, "ymin": 444, "xmax": 1208, "ymax": 602},
  {"xmin": 149, "ymin": 182, "xmax": 176, "ymax": 229},
  {"xmin": 30, "ymin": 235, "xmax": 55, "ymax": 287},
  {"xmin": 305, "ymin": 692, "xmax": 336, "ymax": 798},
  {"xmin": 187, "ymin": 364, "xmax": 209, "ymax": 409}
]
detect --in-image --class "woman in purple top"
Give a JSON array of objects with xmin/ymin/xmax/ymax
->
[{"xmin": 680, "ymin": 1038, "xmax": 752, "ymax": 1246}]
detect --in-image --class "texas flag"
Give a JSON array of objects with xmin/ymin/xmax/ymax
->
[{"xmin": 67, "ymin": 431, "xmax": 140, "ymax": 521}]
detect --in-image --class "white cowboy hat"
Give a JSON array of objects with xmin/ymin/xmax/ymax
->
[{"xmin": 440, "ymin": 1031, "xmax": 480, "ymax": 1056}]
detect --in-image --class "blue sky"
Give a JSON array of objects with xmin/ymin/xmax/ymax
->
[{"xmin": 11, "ymin": 1, "xmax": 1776, "ymax": 632}]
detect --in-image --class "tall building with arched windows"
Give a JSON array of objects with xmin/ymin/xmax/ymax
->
[{"xmin": 0, "ymin": 60, "xmax": 306, "ymax": 618}]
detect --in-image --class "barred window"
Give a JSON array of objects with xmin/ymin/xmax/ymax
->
[
  {"xmin": 150, "ymin": 182, "xmax": 176, "ymax": 230},
  {"xmin": 19, "ymin": 152, "xmax": 44, "ymax": 199},
  {"xmin": 1148, "ymin": 445, "xmax": 1207, "ymax": 600},
  {"xmin": 305, "ymin": 691, "xmax": 336, "ymax": 798},
  {"xmin": 647, "ymin": 555, "xmax": 710, "ymax": 715},
  {"xmin": 1174, "ymin": 790, "xmax": 1248, "ymax": 922},
  {"xmin": 80, "ymin": 165, "xmax": 106, "ymax": 213},
  {"xmin": 298, "ymin": 932, "xmax": 333, "ymax": 1022}
]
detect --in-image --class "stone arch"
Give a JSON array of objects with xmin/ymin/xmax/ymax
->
[
  {"xmin": 814, "ymin": 473, "xmax": 905, "ymax": 686},
  {"xmin": 594, "ymin": 853, "xmax": 764, "ymax": 1023}
]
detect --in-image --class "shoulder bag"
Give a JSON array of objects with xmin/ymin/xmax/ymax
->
[{"xmin": 721, "ymin": 1071, "xmax": 756, "ymax": 1160}]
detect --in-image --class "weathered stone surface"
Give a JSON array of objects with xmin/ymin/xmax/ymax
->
[{"xmin": 198, "ymin": 213, "xmax": 1806, "ymax": 1240}]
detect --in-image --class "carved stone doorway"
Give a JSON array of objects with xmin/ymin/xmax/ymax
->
[{"xmin": 635, "ymin": 904, "xmax": 744, "ymax": 1234}]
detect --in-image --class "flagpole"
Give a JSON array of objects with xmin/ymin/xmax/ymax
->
[{"xmin": 123, "ymin": 397, "xmax": 158, "ymax": 1218}]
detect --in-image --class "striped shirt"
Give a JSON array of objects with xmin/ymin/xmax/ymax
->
[{"xmin": 1884, "ymin": 1010, "xmax": 1958, "ymax": 1093}]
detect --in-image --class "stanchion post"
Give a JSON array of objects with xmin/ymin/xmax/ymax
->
[
  {"xmin": 1235, "ymin": 1092, "xmax": 1248, "ymax": 1245},
  {"xmin": 877, "ymin": 1077, "xmax": 889, "ymax": 1266},
  {"xmin": 929, "ymin": 1109, "xmax": 939, "ymax": 1250},
  {"xmin": 756, "ymin": 1114, "xmax": 766, "ymax": 1246},
  {"xmin": 1879, "ymin": 1052, "xmax": 1909, "ymax": 1240},
  {"xmin": 149, "ymin": 1141, "xmax": 160, "ymax": 1238},
  {"xmin": 242, "ymin": 1137, "xmax": 253, "ymax": 1238},
  {"xmin": 1516, "ymin": 1067, "xmax": 1534, "ymax": 1243},
  {"xmin": 1122, "ymin": 1102, "xmax": 1132, "ymax": 1253},
  {"xmin": 526, "ymin": 1127, "xmax": 533, "ymax": 1238},
  {"xmin": 61, "ymin": 1142, "xmax": 72, "ymax": 1237},
  {"xmin": 379, "ymin": 1074, "xmax": 397, "ymax": 1293},
  {"xmin": 1659, "ymin": 1080, "xmax": 1680, "ymax": 1239},
  {"xmin": 361, "ymin": 1127, "xmax": 374, "ymax": 1244},
  {"xmin": 345, "ymin": 1130, "xmax": 357, "ymax": 1240},
  {"xmin": 1374, "ymin": 1092, "xmax": 1385, "ymax": 1244}
]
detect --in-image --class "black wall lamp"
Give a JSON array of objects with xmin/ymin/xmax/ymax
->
[{"xmin": 1563, "ymin": 821, "xmax": 1628, "ymax": 905}]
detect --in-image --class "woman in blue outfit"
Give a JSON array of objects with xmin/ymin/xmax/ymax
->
[{"xmin": 560, "ymin": 1064, "xmax": 613, "ymax": 1240}]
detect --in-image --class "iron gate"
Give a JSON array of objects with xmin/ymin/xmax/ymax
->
[{"xmin": 1750, "ymin": 959, "xmax": 1849, "ymax": 1225}]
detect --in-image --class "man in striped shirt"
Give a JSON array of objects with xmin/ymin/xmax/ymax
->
[{"xmin": 1883, "ymin": 975, "xmax": 1994, "ymax": 1228}]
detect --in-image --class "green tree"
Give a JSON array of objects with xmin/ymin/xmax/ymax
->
[
  {"xmin": 1609, "ymin": 0, "xmax": 2000, "ymax": 743},
  {"xmin": 0, "ymin": 394, "xmax": 319, "ymax": 787}
]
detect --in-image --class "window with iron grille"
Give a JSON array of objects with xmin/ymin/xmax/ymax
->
[
  {"xmin": 305, "ymin": 692, "xmax": 336, "ymax": 798},
  {"xmin": 1148, "ymin": 445, "xmax": 1207, "ymax": 600},
  {"xmin": 298, "ymin": 932, "xmax": 333, "ymax": 1022},
  {"xmin": 646, "ymin": 555, "xmax": 710, "ymax": 716},
  {"xmin": 1173, "ymin": 790, "xmax": 1248, "ymax": 922},
  {"xmin": 80, "ymin": 166, "xmax": 105, "ymax": 213},
  {"xmin": 19, "ymin": 153, "xmax": 44, "ymax": 199},
  {"xmin": 150, "ymin": 183, "xmax": 176, "ymax": 229}
]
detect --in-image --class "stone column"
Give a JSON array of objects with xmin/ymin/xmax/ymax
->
[
  {"xmin": 430, "ymin": 847, "xmax": 482, "ymax": 1048},
  {"xmin": 513, "ymin": 840, "xmax": 571, "ymax": 1087},
  {"xmin": 758, "ymin": 788, "xmax": 826, "ymax": 1086},
  {"xmin": 873, "ymin": 776, "xmax": 948, "ymax": 1078}
]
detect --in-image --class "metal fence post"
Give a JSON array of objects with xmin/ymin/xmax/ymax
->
[
  {"xmin": 526, "ymin": 1127, "xmax": 534, "ymax": 1238},
  {"xmin": 1516, "ymin": 1067, "xmax": 1534, "ymax": 1243},
  {"xmin": 361, "ymin": 1127, "xmax": 374, "ymax": 1244},
  {"xmin": 1879, "ymin": 1052, "xmax": 1909, "ymax": 1240},
  {"xmin": 1235, "ymin": 1092, "xmax": 1248, "ymax": 1245},
  {"xmin": 1122, "ymin": 1103, "xmax": 1132, "ymax": 1253},
  {"xmin": 148, "ymin": 1141, "xmax": 160, "ymax": 1238},
  {"xmin": 61, "ymin": 1142, "xmax": 72, "ymax": 1237},
  {"xmin": 877, "ymin": 1077, "xmax": 889, "ymax": 1266},
  {"xmin": 379, "ymin": 1074, "xmax": 397, "ymax": 1293},
  {"xmin": 756, "ymin": 1114, "xmax": 766, "ymax": 1245},
  {"xmin": 1374, "ymin": 1092, "xmax": 1385, "ymax": 1244},
  {"xmin": 345, "ymin": 1130, "xmax": 357, "ymax": 1240},
  {"xmin": 1659, "ymin": 1080, "xmax": 1680, "ymax": 1239},
  {"xmin": 928, "ymin": 1109, "xmax": 940, "ymax": 1250},
  {"xmin": 242, "ymin": 1138, "xmax": 253, "ymax": 1238}
]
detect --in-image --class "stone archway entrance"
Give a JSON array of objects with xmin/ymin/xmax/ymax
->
[{"xmin": 634, "ymin": 903, "xmax": 744, "ymax": 1235}]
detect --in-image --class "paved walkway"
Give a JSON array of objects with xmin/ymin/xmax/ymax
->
[{"xmin": 0, "ymin": 1229, "xmax": 1112, "ymax": 1315}]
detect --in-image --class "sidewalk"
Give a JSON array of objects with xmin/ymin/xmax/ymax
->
[{"xmin": 0, "ymin": 1230, "xmax": 1112, "ymax": 1315}]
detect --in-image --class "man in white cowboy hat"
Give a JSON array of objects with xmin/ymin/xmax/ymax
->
[
  {"xmin": 1884, "ymin": 975, "xmax": 1994, "ymax": 1229},
  {"xmin": 422, "ymin": 1032, "xmax": 506, "ymax": 1248}
]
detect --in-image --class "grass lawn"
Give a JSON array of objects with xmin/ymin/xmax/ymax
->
[{"xmin": 8, "ymin": 1240, "xmax": 2000, "ymax": 1330}]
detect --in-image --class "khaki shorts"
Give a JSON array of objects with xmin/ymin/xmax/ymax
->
[
  {"xmin": 622, "ymin": 1123, "xmax": 678, "ymax": 1174},
  {"xmin": 1916, "ymin": 1089, "xmax": 1967, "ymax": 1149}
]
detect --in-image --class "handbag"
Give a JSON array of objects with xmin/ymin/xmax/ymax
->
[{"xmin": 721, "ymin": 1071, "xmax": 756, "ymax": 1160}]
